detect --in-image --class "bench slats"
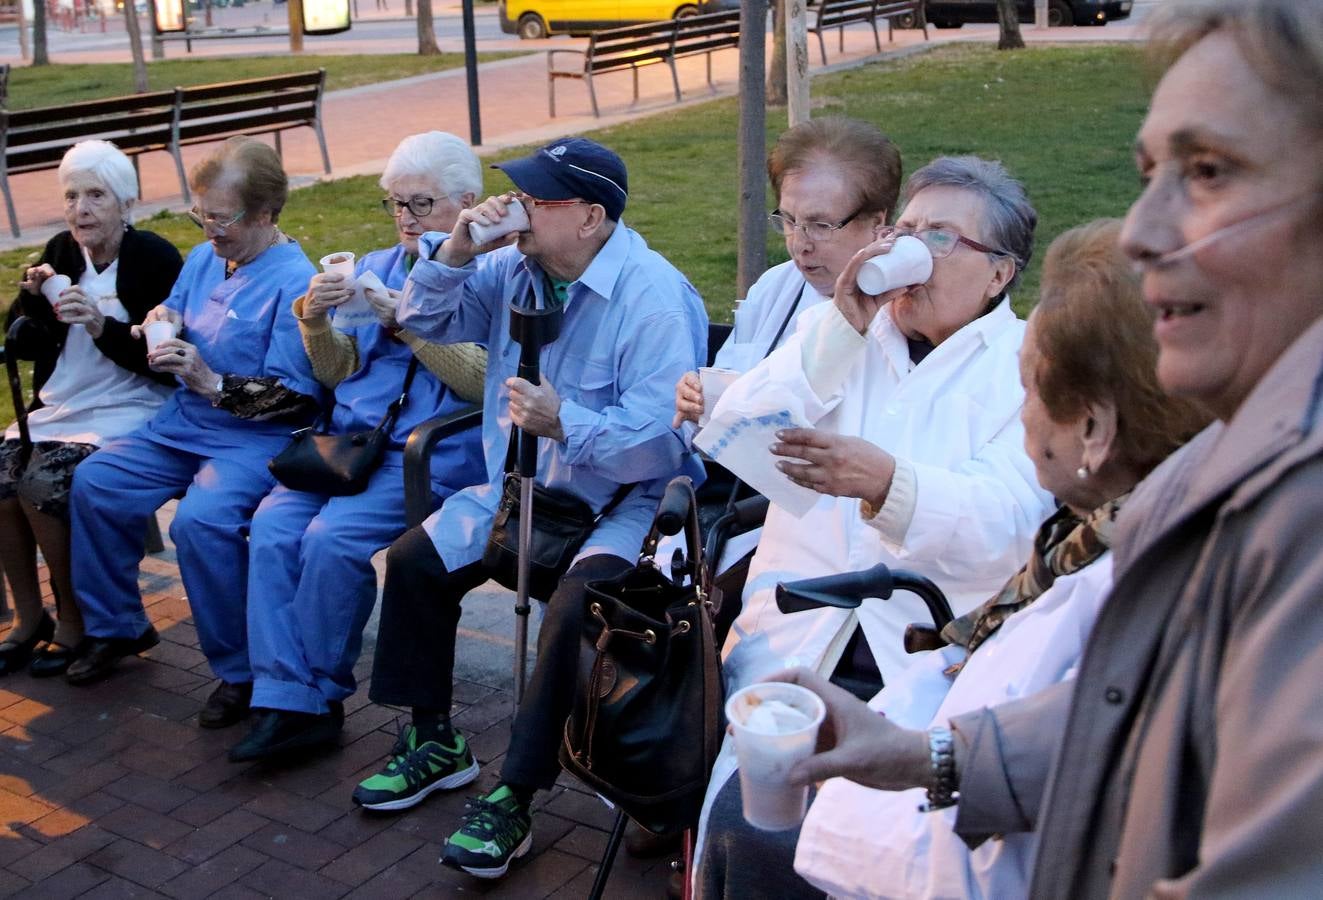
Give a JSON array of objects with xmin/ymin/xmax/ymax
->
[
  {"xmin": 178, "ymin": 106, "xmax": 317, "ymax": 144},
  {"xmin": 179, "ymin": 88, "xmax": 320, "ymax": 122},
  {"xmin": 4, "ymin": 110, "xmax": 176, "ymax": 148},
  {"xmin": 178, "ymin": 70, "xmax": 323, "ymax": 102},
  {"xmin": 4, "ymin": 90, "xmax": 176, "ymax": 129}
]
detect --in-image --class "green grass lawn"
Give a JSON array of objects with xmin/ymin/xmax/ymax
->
[
  {"xmin": 4, "ymin": 53, "xmax": 520, "ymax": 110},
  {"xmin": 1, "ymin": 43, "xmax": 1151, "ymax": 424}
]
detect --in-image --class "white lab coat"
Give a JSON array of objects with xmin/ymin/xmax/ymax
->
[
  {"xmin": 714, "ymin": 260, "xmax": 825, "ymax": 372},
  {"xmin": 793, "ymin": 554, "xmax": 1115, "ymax": 900},
  {"xmin": 694, "ymin": 297, "xmax": 1052, "ymax": 880}
]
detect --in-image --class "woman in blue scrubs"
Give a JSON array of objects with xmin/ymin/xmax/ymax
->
[
  {"xmin": 229, "ymin": 132, "xmax": 489, "ymax": 762},
  {"xmin": 66, "ymin": 137, "xmax": 322, "ymax": 733}
]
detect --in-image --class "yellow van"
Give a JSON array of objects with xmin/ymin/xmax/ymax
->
[{"xmin": 498, "ymin": 0, "xmax": 735, "ymax": 39}]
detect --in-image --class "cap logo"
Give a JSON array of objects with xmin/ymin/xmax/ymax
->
[{"xmin": 548, "ymin": 145, "xmax": 568, "ymax": 159}]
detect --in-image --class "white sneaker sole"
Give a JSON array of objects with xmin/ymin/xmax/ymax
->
[
  {"xmin": 455, "ymin": 830, "xmax": 534, "ymax": 879},
  {"xmin": 356, "ymin": 758, "xmax": 480, "ymax": 812}
]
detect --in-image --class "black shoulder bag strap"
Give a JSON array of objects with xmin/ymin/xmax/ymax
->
[{"xmin": 370, "ymin": 355, "xmax": 421, "ymax": 438}]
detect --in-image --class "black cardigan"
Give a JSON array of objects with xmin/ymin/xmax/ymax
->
[{"xmin": 6, "ymin": 227, "xmax": 185, "ymax": 402}]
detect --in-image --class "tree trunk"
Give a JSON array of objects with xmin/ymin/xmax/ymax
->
[
  {"xmin": 995, "ymin": 0, "xmax": 1024, "ymax": 49},
  {"xmin": 406, "ymin": 0, "xmax": 413, "ymax": 16},
  {"xmin": 766, "ymin": 0, "xmax": 786, "ymax": 106},
  {"xmin": 417, "ymin": 0, "xmax": 439, "ymax": 54},
  {"xmin": 123, "ymin": 3, "xmax": 150, "ymax": 93},
  {"xmin": 33, "ymin": 0, "xmax": 49, "ymax": 66},
  {"xmin": 737, "ymin": 0, "xmax": 768, "ymax": 297},
  {"xmin": 204, "ymin": 0, "xmax": 213, "ymax": 27}
]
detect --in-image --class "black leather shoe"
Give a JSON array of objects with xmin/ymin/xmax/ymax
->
[
  {"xmin": 199, "ymin": 680, "xmax": 253, "ymax": 729},
  {"xmin": 227, "ymin": 708, "xmax": 342, "ymax": 762},
  {"xmin": 28, "ymin": 639, "xmax": 91, "ymax": 678},
  {"xmin": 65, "ymin": 626, "xmax": 159, "ymax": 686},
  {"xmin": 0, "ymin": 613, "xmax": 55, "ymax": 676}
]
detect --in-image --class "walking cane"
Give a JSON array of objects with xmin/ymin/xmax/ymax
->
[{"xmin": 507, "ymin": 293, "xmax": 563, "ymax": 706}]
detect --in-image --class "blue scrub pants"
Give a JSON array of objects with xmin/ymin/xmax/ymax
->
[
  {"xmin": 246, "ymin": 460, "xmax": 418, "ymax": 715},
  {"xmin": 70, "ymin": 432, "xmax": 276, "ymax": 684}
]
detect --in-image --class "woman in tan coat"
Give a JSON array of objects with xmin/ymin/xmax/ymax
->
[{"xmin": 776, "ymin": 0, "xmax": 1323, "ymax": 896}]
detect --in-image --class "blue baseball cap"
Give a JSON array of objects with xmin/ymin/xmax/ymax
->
[{"xmin": 494, "ymin": 138, "xmax": 629, "ymax": 222}]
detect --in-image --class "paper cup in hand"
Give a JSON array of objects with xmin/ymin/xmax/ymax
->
[
  {"xmin": 468, "ymin": 197, "xmax": 530, "ymax": 245},
  {"xmin": 40, "ymin": 274, "xmax": 72, "ymax": 303},
  {"xmin": 144, "ymin": 320, "xmax": 179, "ymax": 354},
  {"xmin": 697, "ymin": 366, "xmax": 740, "ymax": 427},
  {"xmin": 319, "ymin": 252, "xmax": 357, "ymax": 282},
  {"xmin": 726, "ymin": 682, "xmax": 827, "ymax": 831},
  {"xmin": 856, "ymin": 235, "xmax": 934, "ymax": 296}
]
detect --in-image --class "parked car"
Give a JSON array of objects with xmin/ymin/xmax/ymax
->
[
  {"xmin": 499, "ymin": 0, "xmax": 735, "ymax": 39},
  {"xmin": 924, "ymin": 0, "xmax": 1132, "ymax": 28}
]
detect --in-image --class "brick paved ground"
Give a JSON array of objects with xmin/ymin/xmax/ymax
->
[{"xmin": 0, "ymin": 511, "xmax": 672, "ymax": 899}]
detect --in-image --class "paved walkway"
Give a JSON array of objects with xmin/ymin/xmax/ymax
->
[{"xmin": 0, "ymin": 513, "xmax": 669, "ymax": 899}]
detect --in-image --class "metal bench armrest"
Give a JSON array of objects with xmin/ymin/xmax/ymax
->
[{"xmin": 403, "ymin": 404, "xmax": 482, "ymax": 528}]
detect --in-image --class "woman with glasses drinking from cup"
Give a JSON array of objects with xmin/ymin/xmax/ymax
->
[
  {"xmin": 64, "ymin": 138, "xmax": 321, "ymax": 732},
  {"xmin": 692, "ymin": 156, "xmax": 1054, "ymax": 891},
  {"xmin": 0, "ymin": 140, "xmax": 182, "ymax": 678},
  {"xmin": 226, "ymin": 132, "xmax": 489, "ymax": 763}
]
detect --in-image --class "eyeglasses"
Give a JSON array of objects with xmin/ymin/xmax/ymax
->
[
  {"xmin": 768, "ymin": 207, "xmax": 862, "ymax": 242},
  {"xmin": 188, "ymin": 207, "xmax": 245, "ymax": 234},
  {"xmin": 381, "ymin": 196, "xmax": 438, "ymax": 218},
  {"xmin": 511, "ymin": 192, "xmax": 588, "ymax": 210},
  {"xmin": 894, "ymin": 226, "xmax": 1008, "ymax": 260}
]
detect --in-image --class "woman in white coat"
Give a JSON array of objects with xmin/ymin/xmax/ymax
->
[{"xmin": 694, "ymin": 157, "xmax": 1055, "ymax": 893}]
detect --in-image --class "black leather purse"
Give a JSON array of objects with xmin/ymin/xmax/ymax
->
[
  {"xmin": 559, "ymin": 476, "xmax": 725, "ymax": 836},
  {"xmin": 268, "ymin": 357, "xmax": 418, "ymax": 496},
  {"xmin": 482, "ymin": 429, "xmax": 634, "ymax": 600}
]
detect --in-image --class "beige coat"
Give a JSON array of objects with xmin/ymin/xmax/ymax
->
[{"xmin": 949, "ymin": 314, "xmax": 1323, "ymax": 898}]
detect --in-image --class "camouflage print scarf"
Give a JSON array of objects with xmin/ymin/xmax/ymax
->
[{"xmin": 940, "ymin": 493, "xmax": 1128, "ymax": 674}]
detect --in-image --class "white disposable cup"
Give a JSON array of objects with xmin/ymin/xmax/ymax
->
[
  {"xmin": 697, "ymin": 366, "xmax": 740, "ymax": 427},
  {"xmin": 856, "ymin": 235, "xmax": 934, "ymax": 295},
  {"xmin": 319, "ymin": 251, "xmax": 357, "ymax": 281},
  {"xmin": 143, "ymin": 320, "xmax": 178, "ymax": 354},
  {"xmin": 468, "ymin": 197, "xmax": 530, "ymax": 245},
  {"xmin": 40, "ymin": 273, "xmax": 72, "ymax": 304},
  {"xmin": 726, "ymin": 682, "xmax": 827, "ymax": 831}
]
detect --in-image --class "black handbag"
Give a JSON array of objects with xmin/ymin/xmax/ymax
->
[
  {"xmin": 559, "ymin": 476, "xmax": 725, "ymax": 836},
  {"xmin": 268, "ymin": 357, "xmax": 419, "ymax": 496},
  {"xmin": 482, "ymin": 428, "xmax": 634, "ymax": 600}
]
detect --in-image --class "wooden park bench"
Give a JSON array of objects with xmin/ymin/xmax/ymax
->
[
  {"xmin": 808, "ymin": 0, "xmax": 926, "ymax": 65},
  {"xmin": 548, "ymin": 9, "xmax": 742, "ymax": 118},
  {"xmin": 0, "ymin": 69, "xmax": 330, "ymax": 237}
]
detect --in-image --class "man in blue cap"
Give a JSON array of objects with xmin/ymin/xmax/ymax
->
[{"xmin": 352, "ymin": 137, "xmax": 708, "ymax": 879}]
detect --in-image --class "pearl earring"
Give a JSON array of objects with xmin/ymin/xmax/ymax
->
[{"xmin": 1076, "ymin": 465, "xmax": 1090, "ymax": 480}]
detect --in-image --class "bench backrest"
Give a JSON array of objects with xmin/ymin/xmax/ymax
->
[
  {"xmin": 1, "ymin": 90, "xmax": 178, "ymax": 173},
  {"xmin": 874, "ymin": 0, "xmax": 918, "ymax": 17},
  {"xmin": 814, "ymin": 0, "xmax": 877, "ymax": 29},
  {"xmin": 585, "ymin": 20, "xmax": 679, "ymax": 72},
  {"xmin": 672, "ymin": 9, "xmax": 741, "ymax": 58},
  {"xmin": 176, "ymin": 69, "xmax": 325, "ymax": 143}
]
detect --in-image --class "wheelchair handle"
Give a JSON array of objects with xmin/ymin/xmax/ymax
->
[
  {"xmin": 775, "ymin": 563, "xmax": 955, "ymax": 630},
  {"xmin": 655, "ymin": 477, "xmax": 694, "ymax": 537}
]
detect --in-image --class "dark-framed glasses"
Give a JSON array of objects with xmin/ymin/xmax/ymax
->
[
  {"xmin": 187, "ymin": 207, "xmax": 245, "ymax": 234},
  {"xmin": 896, "ymin": 226, "xmax": 1008, "ymax": 260},
  {"xmin": 381, "ymin": 196, "xmax": 438, "ymax": 218},
  {"xmin": 768, "ymin": 207, "xmax": 862, "ymax": 242}
]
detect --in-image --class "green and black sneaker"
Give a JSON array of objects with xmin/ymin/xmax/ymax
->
[
  {"xmin": 440, "ymin": 785, "xmax": 533, "ymax": 879},
  {"xmin": 351, "ymin": 724, "xmax": 479, "ymax": 811}
]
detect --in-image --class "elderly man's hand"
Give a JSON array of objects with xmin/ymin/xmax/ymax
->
[
  {"xmin": 772, "ymin": 428, "xmax": 896, "ymax": 509},
  {"xmin": 148, "ymin": 337, "xmax": 221, "ymax": 400},
  {"xmin": 834, "ymin": 233, "xmax": 912, "ymax": 335},
  {"xmin": 769, "ymin": 668, "xmax": 932, "ymax": 792},
  {"xmin": 673, "ymin": 371, "xmax": 704, "ymax": 428},
  {"xmin": 52, "ymin": 286, "xmax": 107, "ymax": 338},
  {"xmin": 304, "ymin": 272, "xmax": 355, "ymax": 319},
  {"xmin": 436, "ymin": 194, "xmax": 521, "ymax": 268},
  {"xmin": 507, "ymin": 376, "xmax": 565, "ymax": 442}
]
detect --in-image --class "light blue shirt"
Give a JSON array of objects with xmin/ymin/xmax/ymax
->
[
  {"xmin": 145, "ymin": 240, "xmax": 320, "ymax": 466},
  {"xmin": 399, "ymin": 223, "xmax": 708, "ymax": 570}
]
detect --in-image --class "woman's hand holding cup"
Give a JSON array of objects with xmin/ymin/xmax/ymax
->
[
  {"xmin": 131, "ymin": 305, "xmax": 182, "ymax": 340},
  {"xmin": 20, "ymin": 264, "xmax": 57, "ymax": 298},
  {"xmin": 834, "ymin": 232, "xmax": 911, "ymax": 335},
  {"xmin": 52, "ymin": 286, "xmax": 107, "ymax": 338},
  {"xmin": 673, "ymin": 371, "xmax": 704, "ymax": 428},
  {"xmin": 304, "ymin": 271, "xmax": 355, "ymax": 319}
]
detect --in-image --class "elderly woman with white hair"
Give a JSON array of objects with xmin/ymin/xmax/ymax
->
[
  {"xmin": 226, "ymin": 131, "xmax": 489, "ymax": 762},
  {"xmin": 0, "ymin": 140, "xmax": 182, "ymax": 678}
]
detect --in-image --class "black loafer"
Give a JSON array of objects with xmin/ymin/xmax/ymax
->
[
  {"xmin": 228, "ymin": 708, "xmax": 342, "ymax": 762},
  {"xmin": 65, "ymin": 626, "xmax": 159, "ymax": 686},
  {"xmin": 29, "ymin": 640, "xmax": 91, "ymax": 678},
  {"xmin": 0, "ymin": 613, "xmax": 56, "ymax": 676},
  {"xmin": 199, "ymin": 680, "xmax": 254, "ymax": 729}
]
